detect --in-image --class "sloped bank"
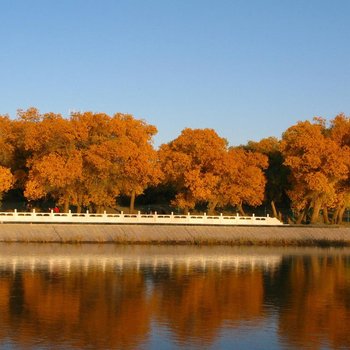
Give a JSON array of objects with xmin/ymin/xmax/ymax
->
[{"xmin": 0, "ymin": 224, "xmax": 350, "ymax": 246}]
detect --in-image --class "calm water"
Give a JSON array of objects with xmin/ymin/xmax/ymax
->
[{"xmin": 0, "ymin": 244, "xmax": 349, "ymax": 350}]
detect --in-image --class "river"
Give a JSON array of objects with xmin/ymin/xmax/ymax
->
[{"xmin": 0, "ymin": 244, "xmax": 349, "ymax": 349}]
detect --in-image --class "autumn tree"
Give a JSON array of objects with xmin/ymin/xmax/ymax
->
[
  {"xmin": 0, "ymin": 167, "xmax": 13, "ymax": 201},
  {"xmin": 329, "ymin": 114, "xmax": 350, "ymax": 223},
  {"xmin": 221, "ymin": 147, "xmax": 268, "ymax": 215},
  {"xmin": 281, "ymin": 118, "xmax": 350, "ymax": 224},
  {"xmin": 71, "ymin": 112, "xmax": 161, "ymax": 212},
  {"xmin": 159, "ymin": 128, "xmax": 268, "ymax": 214},
  {"xmin": 159, "ymin": 128, "xmax": 228, "ymax": 213},
  {"xmin": 111, "ymin": 114, "xmax": 162, "ymax": 212},
  {"xmin": 21, "ymin": 108, "xmax": 160, "ymax": 212},
  {"xmin": 22, "ymin": 109, "xmax": 84, "ymax": 212},
  {"xmin": 0, "ymin": 116, "xmax": 15, "ymax": 202}
]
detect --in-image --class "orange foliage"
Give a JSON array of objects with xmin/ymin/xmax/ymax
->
[
  {"xmin": 246, "ymin": 136, "xmax": 281, "ymax": 155},
  {"xmin": 159, "ymin": 128, "xmax": 267, "ymax": 213},
  {"xmin": 19, "ymin": 108, "xmax": 160, "ymax": 211},
  {"xmin": 0, "ymin": 166, "xmax": 13, "ymax": 196},
  {"xmin": 281, "ymin": 117, "xmax": 350, "ymax": 223},
  {"xmin": 1, "ymin": 106, "xmax": 349, "ymax": 220},
  {"xmin": 0, "ymin": 115, "xmax": 15, "ymax": 167},
  {"xmin": 159, "ymin": 128, "xmax": 228, "ymax": 211},
  {"xmin": 0, "ymin": 115, "xmax": 15, "ymax": 196},
  {"xmin": 329, "ymin": 114, "xmax": 350, "ymax": 221},
  {"xmin": 222, "ymin": 148, "xmax": 268, "ymax": 207}
]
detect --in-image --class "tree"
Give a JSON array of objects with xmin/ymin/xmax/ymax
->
[
  {"xmin": 111, "ymin": 114, "xmax": 162, "ymax": 212},
  {"xmin": 0, "ymin": 166, "xmax": 14, "ymax": 201},
  {"xmin": 0, "ymin": 115, "xmax": 15, "ymax": 167},
  {"xmin": 22, "ymin": 109, "xmax": 160, "ymax": 212},
  {"xmin": 0, "ymin": 116, "xmax": 15, "ymax": 202},
  {"xmin": 221, "ymin": 147, "xmax": 268, "ymax": 215},
  {"xmin": 71, "ymin": 112, "xmax": 161, "ymax": 212},
  {"xmin": 22, "ymin": 109, "xmax": 84, "ymax": 211},
  {"xmin": 329, "ymin": 114, "xmax": 350, "ymax": 223},
  {"xmin": 281, "ymin": 119, "xmax": 349, "ymax": 224},
  {"xmin": 159, "ymin": 128, "xmax": 228, "ymax": 213},
  {"xmin": 159, "ymin": 128, "xmax": 268, "ymax": 214}
]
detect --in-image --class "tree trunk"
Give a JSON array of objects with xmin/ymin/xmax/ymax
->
[
  {"xmin": 296, "ymin": 211, "xmax": 305, "ymax": 224},
  {"xmin": 287, "ymin": 216, "xmax": 295, "ymax": 224},
  {"xmin": 129, "ymin": 191, "xmax": 136, "ymax": 213},
  {"xmin": 338, "ymin": 206, "xmax": 346, "ymax": 224},
  {"xmin": 76, "ymin": 194, "xmax": 82, "ymax": 213},
  {"xmin": 208, "ymin": 200, "xmax": 218, "ymax": 215},
  {"xmin": 331, "ymin": 207, "xmax": 339, "ymax": 224},
  {"xmin": 322, "ymin": 206, "xmax": 329, "ymax": 224},
  {"xmin": 310, "ymin": 197, "xmax": 322, "ymax": 224},
  {"xmin": 237, "ymin": 203, "xmax": 246, "ymax": 216},
  {"xmin": 271, "ymin": 200, "xmax": 278, "ymax": 218},
  {"xmin": 63, "ymin": 199, "xmax": 69, "ymax": 213},
  {"xmin": 296, "ymin": 205, "xmax": 309, "ymax": 224}
]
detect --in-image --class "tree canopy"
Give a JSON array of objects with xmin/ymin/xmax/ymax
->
[
  {"xmin": 159, "ymin": 128, "xmax": 267, "ymax": 214},
  {"xmin": 0, "ymin": 107, "xmax": 349, "ymax": 224}
]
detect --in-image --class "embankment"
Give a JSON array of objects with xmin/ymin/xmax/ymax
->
[{"xmin": 1, "ymin": 224, "xmax": 350, "ymax": 246}]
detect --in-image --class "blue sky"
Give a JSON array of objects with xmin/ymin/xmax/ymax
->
[{"xmin": 1, "ymin": 0, "xmax": 349, "ymax": 147}]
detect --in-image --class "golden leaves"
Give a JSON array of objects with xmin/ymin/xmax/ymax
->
[
  {"xmin": 18, "ymin": 109, "xmax": 160, "ymax": 210},
  {"xmin": 159, "ymin": 128, "xmax": 268, "ymax": 211},
  {"xmin": 2, "ymin": 106, "xmax": 349, "ymax": 218},
  {"xmin": 281, "ymin": 115, "xmax": 350, "ymax": 216},
  {"xmin": 0, "ymin": 166, "xmax": 13, "ymax": 195}
]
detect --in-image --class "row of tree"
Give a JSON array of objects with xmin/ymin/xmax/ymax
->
[{"xmin": 0, "ymin": 108, "xmax": 349, "ymax": 224}]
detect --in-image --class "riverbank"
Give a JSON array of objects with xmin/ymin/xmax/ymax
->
[{"xmin": 1, "ymin": 224, "xmax": 350, "ymax": 246}]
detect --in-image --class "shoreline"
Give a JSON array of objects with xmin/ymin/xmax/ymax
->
[{"xmin": 1, "ymin": 223, "xmax": 350, "ymax": 246}]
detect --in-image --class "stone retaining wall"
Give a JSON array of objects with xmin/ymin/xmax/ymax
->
[{"xmin": 1, "ymin": 224, "xmax": 350, "ymax": 245}]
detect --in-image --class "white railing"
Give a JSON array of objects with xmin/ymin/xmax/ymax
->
[{"xmin": 0, "ymin": 210, "xmax": 284, "ymax": 225}]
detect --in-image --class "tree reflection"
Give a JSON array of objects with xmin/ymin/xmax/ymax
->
[
  {"xmin": 0, "ymin": 252, "xmax": 349, "ymax": 349},
  {"xmin": 0, "ymin": 267, "xmax": 151, "ymax": 349},
  {"xmin": 152, "ymin": 266, "xmax": 265, "ymax": 346},
  {"xmin": 276, "ymin": 255, "xmax": 350, "ymax": 349}
]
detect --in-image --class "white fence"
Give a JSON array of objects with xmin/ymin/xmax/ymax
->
[{"xmin": 0, "ymin": 210, "xmax": 283, "ymax": 225}]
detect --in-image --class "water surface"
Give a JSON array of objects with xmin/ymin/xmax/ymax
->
[{"xmin": 0, "ymin": 244, "xmax": 349, "ymax": 349}]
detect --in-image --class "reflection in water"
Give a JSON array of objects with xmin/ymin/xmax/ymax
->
[
  {"xmin": 276, "ymin": 255, "xmax": 350, "ymax": 350},
  {"xmin": 0, "ymin": 244, "xmax": 349, "ymax": 349}
]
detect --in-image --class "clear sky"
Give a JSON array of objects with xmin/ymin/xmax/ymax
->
[{"xmin": 1, "ymin": 0, "xmax": 349, "ymax": 147}]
